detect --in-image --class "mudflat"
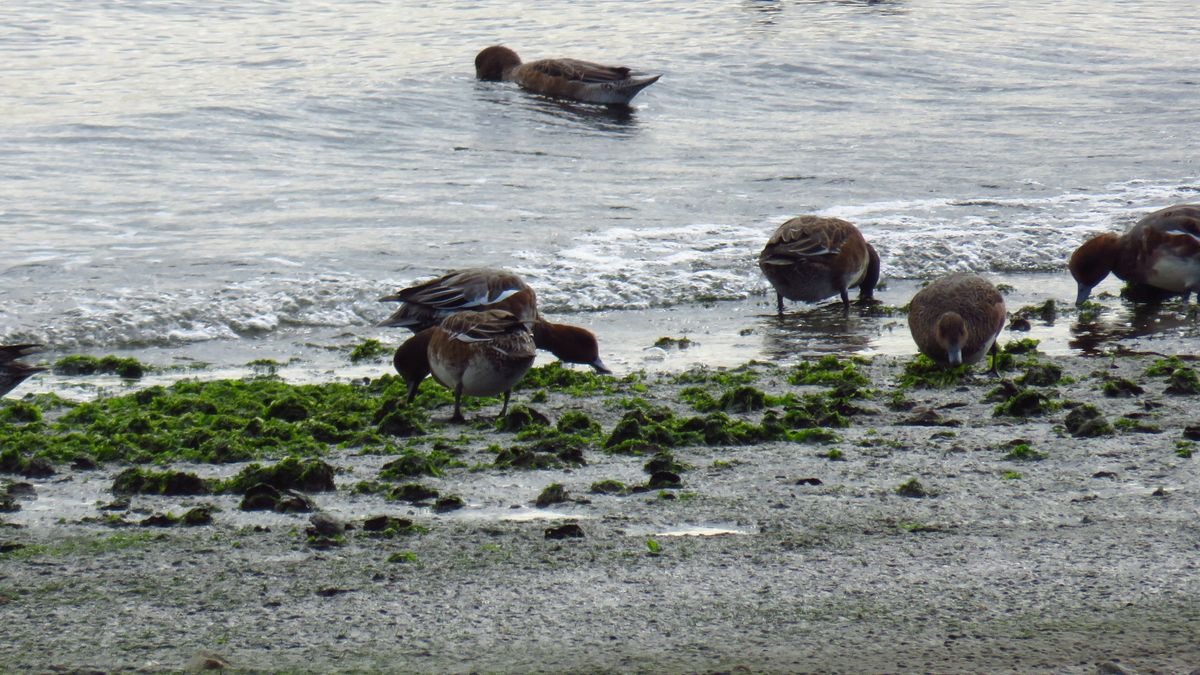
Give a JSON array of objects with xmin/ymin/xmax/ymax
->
[{"xmin": 2, "ymin": 345, "xmax": 1198, "ymax": 673}]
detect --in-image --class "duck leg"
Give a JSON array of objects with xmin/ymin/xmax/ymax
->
[
  {"xmin": 499, "ymin": 389, "xmax": 513, "ymax": 418},
  {"xmin": 986, "ymin": 342, "xmax": 1000, "ymax": 377},
  {"xmin": 776, "ymin": 292, "xmax": 785, "ymax": 316},
  {"xmin": 450, "ymin": 384, "xmax": 466, "ymax": 423},
  {"xmin": 839, "ymin": 287, "xmax": 851, "ymax": 314}
]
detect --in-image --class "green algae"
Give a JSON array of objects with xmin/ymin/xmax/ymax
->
[
  {"xmin": 220, "ymin": 457, "xmax": 336, "ymax": 493},
  {"xmin": 1101, "ymin": 376, "xmax": 1145, "ymax": 397},
  {"xmin": 535, "ymin": 483, "xmax": 568, "ymax": 507},
  {"xmin": 1064, "ymin": 405, "xmax": 1114, "ymax": 438},
  {"xmin": 993, "ymin": 389, "xmax": 1058, "ymax": 418},
  {"xmin": 494, "ymin": 405, "xmax": 550, "ymax": 433},
  {"xmin": 680, "ymin": 385, "xmax": 779, "ymax": 413},
  {"xmin": 895, "ymin": 478, "xmax": 930, "ymax": 498},
  {"xmin": 0, "ymin": 375, "xmax": 428, "ymax": 467},
  {"xmin": 1165, "ymin": 367, "xmax": 1200, "ymax": 395},
  {"xmin": 1002, "ymin": 443, "xmax": 1047, "ymax": 461},
  {"xmin": 898, "ymin": 355, "xmax": 973, "ymax": 389},
  {"xmin": 1145, "ymin": 356, "xmax": 1189, "ymax": 377},
  {"xmin": 53, "ymin": 355, "xmax": 147, "ymax": 379},
  {"xmin": 379, "ymin": 450, "xmax": 460, "ymax": 479},
  {"xmin": 669, "ymin": 365, "xmax": 759, "ymax": 387},
  {"xmin": 494, "ymin": 432, "xmax": 588, "ymax": 469},
  {"xmin": 515, "ymin": 362, "xmax": 620, "ymax": 396},
  {"xmin": 644, "ymin": 451, "xmax": 688, "ymax": 475},
  {"xmin": 112, "ymin": 468, "xmax": 210, "ymax": 496},
  {"xmin": 653, "ymin": 336, "xmax": 694, "ymax": 350},
  {"xmin": 1017, "ymin": 363, "xmax": 1063, "ymax": 387},
  {"xmin": 556, "ymin": 411, "xmax": 602, "ymax": 438},
  {"xmin": 1015, "ymin": 300, "xmax": 1057, "ymax": 324},
  {"xmin": 349, "ymin": 339, "xmax": 390, "ymax": 363},
  {"xmin": 789, "ymin": 355, "xmax": 870, "ymax": 388},
  {"xmin": 589, "ymin": 479, "xmax": 628, "ymax": 495}
]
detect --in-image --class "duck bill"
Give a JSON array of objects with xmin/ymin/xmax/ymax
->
[
  {"xmin": 946, "ymin": 346, "xmax": 963, "ymax": 366},
  {"xmin": 590, "ymin": 358, "xmax": 613, "ymax": 375},
  {"xmin": 1075, "ymin": 283, "xmax": 1092, "ymax": 308}
]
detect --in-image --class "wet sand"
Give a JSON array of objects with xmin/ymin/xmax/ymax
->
[{"xmin": 3, "ymin": 307, "xmax": 1199, "ymax": 673}]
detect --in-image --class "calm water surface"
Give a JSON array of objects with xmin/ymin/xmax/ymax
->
[{"xmin": 2, "ymin": 0, "xmax": 1197, "ymax": 366}]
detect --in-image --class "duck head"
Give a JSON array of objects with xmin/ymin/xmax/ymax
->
[
  {"xmin": 533, "ymin": 321, "xmax": 612, "ymax": 374},
  {"xmin": 935, "ymin": 312, "xmax": 968, "ymax": 366},
  {"xmin": 1069, "ymin": 233, "xmax": 1120, "ymax": 307},
  {"xmin": 475, "ymin": 46, "xmax": 522, "ymax": 81}
]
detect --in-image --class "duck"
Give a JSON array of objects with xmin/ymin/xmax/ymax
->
[
  {"xmin": 379, "ymin": 267, "xmax": 610, "ymax": 374},
  {"xmin": 426, "ymin": 309, "xmax": 537, "ymax": 422},
  {"xmin": 0, "ymin": 344, "xmax": 45, "ymax": 397},
  {"xmin": 758, "ymin": 216, "xmax": 881, "ymax": 314},
  {"xmin": 1069, "ymin": 203, "xmax": 1200, "ymax": 306},
  {"xmin": 907, "ymin": 273, "xmax": 1006, "ymax": 371},
  {"xmin": 474, "ymin": 45, "xmax": 660, "ymax": 105}
]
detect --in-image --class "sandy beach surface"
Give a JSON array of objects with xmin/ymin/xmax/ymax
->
[{"xmin": 2, "ymin": 285, "xmax": 1199, "ymax": 674}]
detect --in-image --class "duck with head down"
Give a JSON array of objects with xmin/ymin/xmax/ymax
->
[
  {"xmin": 0, "ymin": 344, "xmax": 45, "ymax": 398},
  {"xmin": 381, "ymin": 268, "xmax": 610, "ymax": 402},
  {"xmin": 907, "ymin": 274, "xmax": 1007, "ymax": 374},
  {"xmin": 758, "ymin": 215, "xmax": 881, "ymax": 315},
  {"xmin": 474, "ymin": 45, "xmax": 660, "ymax": 106},
  {"xmin": 1069, "ymin": 203, "xmax": 1200, "ymax": 307}
]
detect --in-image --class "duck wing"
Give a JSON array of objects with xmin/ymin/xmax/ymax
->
[
  {"xmin": 760, "ymin": 217, "xmax": 853, "ymax": 264},
  {"xmin": 526, "ymin": 58, "xmax": 632, "ymax": 83}
]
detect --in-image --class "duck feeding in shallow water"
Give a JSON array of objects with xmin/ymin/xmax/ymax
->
[
  {"xmin": 1069, "ymin": 203, "xmax": 1200, "ymax": 307},
  {"xmin": 474, "ymin": 46, "xmax": 660, "ymax": 106},
  {"xmin": 758, "ymin": 215, "xmax": 881, "ymax": 314}
]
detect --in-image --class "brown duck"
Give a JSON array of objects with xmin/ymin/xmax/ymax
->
[
  {"xmin": 907, "ymin": 274, "xmax": 1006, "ymax": 371},
  {"xmin": 426, "ymin": 309, "xmax": 537, "ymax": 422},
  {"xmin": 758, "ymin": 216, "xmax": 881, "ymax": 314}
]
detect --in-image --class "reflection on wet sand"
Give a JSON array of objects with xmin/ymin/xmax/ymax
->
[
  {"xmin": 758, "ymin": 303, "xmax": 880, "ymax": 359},
  {"xmin": 1069, "ymin": 303, "xmax": 1200, "ymax": 355}
]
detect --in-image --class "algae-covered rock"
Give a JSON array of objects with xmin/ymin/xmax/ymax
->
[
  {"xmin": 388, "ymin": 483, "xmax": 439, "ymax": 503},
  {"xmin": 644, "ymin": 451, "xmax": 687, "ymax": 475},
  {"xmin": 432, "ymin": 495, "xmax": 465, "ymax": 513},
  {"xmin": 556, "ymin": 411, "xmax": 601, "ymax": 437},
  {"xmin": 238, "ymin": 483, "xmax": 316, "ymax": 512},
  {"xmin": 589, "ymin": 479, "xmax": 628, "ymax": 495},
  {"xmin": 224, "ymin": 457, "xmax": 335, "ymax": 493},
  {"xmin": 1064, "ymin": 405, "xmax": 1113, "ymax": 438},
  {"xmin": 379, "ymin": 451, "xmax": 456, "ymax": 479},
  {"xmin": 1017, "ymin": 363, "xmax": 1063, "ymax": 387},
  {"xmin": 647, "ymin": 471, "xmax": 682, "ymax": 489},
  {"xmin": 495, "ymin": 405, "xmax": 550, "ymax": 433},
  {"xmin": 895, "ymin": 478, "xmax": 930, "ymax": 498},
  {"xmin": 112, "ymin": 468, "xmax": 210, "ymax": 496},
  {"xmin": 1165, "ymin": 367, "xmax": 1200, "ymax": 395},
  {"xmin": 1101, "ymin": 376, "xmax": 1144, "ymax": 398},
  {"xmin": 993, "ymin": 389, "xmax": 1055, "ymax": 417},
  {"xmin": 535, "ymin": 483, "xmax": 568, "ymax": 508},
  {"xmin": 544, "ymin": 523, "xmax": 584, "ymax": 540}
]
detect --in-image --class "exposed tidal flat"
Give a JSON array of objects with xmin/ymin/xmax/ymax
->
[{"xmin": 2, "ymin": 288, "xmax": 1199, "ymax": 673}]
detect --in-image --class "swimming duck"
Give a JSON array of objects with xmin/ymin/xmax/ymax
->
[
  {"xmin": 426, "ymin": 309, "xmax": 537, "ymax": 422},
  {"xmin": 0, "ymin": 344, "xmax": 45, "ymax": 397},
  {"xmin": 379, "ymin": 268, "xmax": 610, "ymax": 374},
  {"xmin": 758, "ymin": 216, "xmax": 881, "ymax": 314},
  {"xmin": 1069, "ymin": 203, "xmax": 1200, "ymax": 306},
  {"xmin": 474, "ymin": 46, "xmax": 660, "ymax": 105},
  {"xmin": 907, "ymin": 274, "xmax": 1006, "ymax": 371}
]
